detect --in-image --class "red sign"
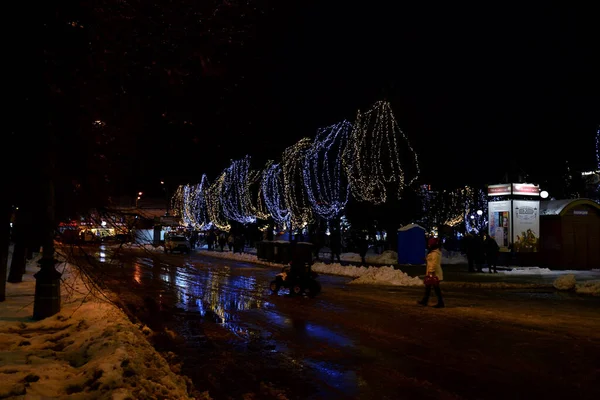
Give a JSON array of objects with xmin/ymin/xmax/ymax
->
[
  {"xmin": 487, "ymin": 184, "xmax": 511, "ymax": 196},
  {"xmin": 488, "ymin": 183, "xmax": 540, "ymax": 196},
  {"xmin": 512, "ymin": 184, "xmax": 540, "ymax": 196}
]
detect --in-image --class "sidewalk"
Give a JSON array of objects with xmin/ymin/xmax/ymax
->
[
  {"xmin": 1, "ymin": 256, "xmax": 201, "ymax": 399},
  {"xmin": 240, "ymin": 245, "xmax": 600, "ymax": 287},
  {"xmin": 117, "ymin": 243, "xmax": 600, "ymax": 293}
]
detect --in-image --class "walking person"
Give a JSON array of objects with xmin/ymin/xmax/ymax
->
[
  {"xmin": 483, "ymin": 232, "xmax": 500, "ymax": 273},
  {"xmin": 418, "ymin": 238, "xmax": 445, "ymax": 308},
  {"xmin": 463, "ymin": 231, "xmax": 477, "ymax": 272},
  {"xmin": 357, "ymin": 230, "xmax": 369, "ymax": 266},
  {"xmin": 329, "ymin": 228, "xmax": 342, "ymax": 263}
]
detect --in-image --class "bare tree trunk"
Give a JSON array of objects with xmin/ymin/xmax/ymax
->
[
  {"xmin": 6, "ymin": 211, "xmax": 27, "ymax": 283},
  {"xmin": 33, "ymin": 134, "xmax": 62, "ymax": 320},
  {"xmin": 0, "ymin": 204, "xmax": 10, "ymax": 301}
]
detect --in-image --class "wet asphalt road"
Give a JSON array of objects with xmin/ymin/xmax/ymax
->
[{"xmin": 75, "ymin": 245, "xmax": 600, "ymax": 400}]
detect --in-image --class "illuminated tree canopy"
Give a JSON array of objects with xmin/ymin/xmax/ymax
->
[
  {"xmin": 344, "ymin": 101, "xmax": 420, "ymax": 205},
  {"xmin": 303, "ymin": 120, "xmax": 352, "ymax": 220}
]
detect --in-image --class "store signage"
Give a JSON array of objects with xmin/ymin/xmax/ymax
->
[
  {"xmin": 487, "ymin": 183, "xmax": 540, "ymax": 196},
  {"xmin": 512, "ymin": 183, "xmax": 540, "ymax": 196},
  {"xmin": 160, "ymin": 216, "xmax": 180, "ymax": 226},
  {"xmin": 487, "ymin": 184, "xmax": 512, "ymax": 196}
]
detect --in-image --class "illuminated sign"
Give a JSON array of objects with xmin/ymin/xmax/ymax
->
[
  {"xmin": 487, "ymin": 184, "xmax": 512, "ymax": 196},
  {"xmin": 512, "ymin": 183, "xmax": 540, "ymax": 196},
  {"xmin": 487, "ymin": 183, "xmax": 540, "ymax": 196}
]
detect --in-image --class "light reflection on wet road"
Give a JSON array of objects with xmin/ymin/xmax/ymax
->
[
  {"xmin": 81, "ymin": 246, "xmax": 600, "ymax": 400},
  {"xmin": 88, "ymin": 247, "xmax": 362, "ymax": 399}
]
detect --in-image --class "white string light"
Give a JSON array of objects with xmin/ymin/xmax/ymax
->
[
  {"xmin": 171, "ymin": 184, "xmax": 186, "ymax": 224},
  {"xmin": 206, "ymin": 171, "xmax": 231, "ymax": 231},
  {"xmin": 343, "ymin": 100, "xmax": 420, "ymax": 204},
  {"xmin": 596, "ymin": 125, "xmax": 599, "ymax": 170},
  {"xmin": 191, "ymin": 174, "xmax": 211, "ymax": 229},
  {"xmin": 282, "ymin": 137, "xmax": 314, "ymax": 227},
  {"xmin": 219, "ymin": 155, "xmax": 258, "ymax": 224},
  {"xmin": 463, "ymin": 187, "xmax": 488, "ymax": 234},
  {"xmin": 261, "ymin": 160, "xmax": 289, "ymax": 227},
  {"xmin": 303, "ymin": 120, "xmax": 352, "ymax": 220}
]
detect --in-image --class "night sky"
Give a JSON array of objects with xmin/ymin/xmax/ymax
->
[{"xmin": 29, "ymin": 2, "xmax": 600, "ymax": 201}]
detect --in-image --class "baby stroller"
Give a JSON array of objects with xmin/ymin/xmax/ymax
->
[{"xmin": 269, "ymin": 241, "xmax": 321, "ymax": 297}]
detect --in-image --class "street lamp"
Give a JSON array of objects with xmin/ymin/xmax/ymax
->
[
  {"xmin": 161, "ymin": 181, "xmax": 170, "ymax": 215},
  {"xmin": 540, "ymin": 190, "xmax": 549, "ymax": 199},
  {"xmin": 136, "ymin": 192, "xmax": 142, "ymax": 208},
  {"xmin": 476, "ymin": 209, "xmax": 483, "ymax": 216}
]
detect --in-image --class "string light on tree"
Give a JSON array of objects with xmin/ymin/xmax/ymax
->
[
  {"xmin": 171, "ymin": 185, "xmax": 187, "ymax": 224},
  {"xmin": 303, "ymin": 120, "xmax": 352, "ymax": 220},
  {"xmin": 464, "ymin": 188, "xmax": 488, "ymax": 234},
  {"xmin": 596, "ymin": 125, "xmax": 599, "ymax": 170},
  {"xmin": 282, "ymin": 137, "xmax": 314, "ymax": 228},
  {"xmin": 219, "ymin": 155, "xmax": 258, "ymax": 224},
  {"xmin": 261, "ymin": 161, "xmax": 289, "ymax": 227},
  {"xmin": 206, "ymin": 172, "xmax": 231, "ymax": 231},
  {"xmin": 253, "ymin": 168, "xmax": 271, "ymax": 221},
  {"xmin": 343, "ymin": 100, "xmax": 420, "ymax": 204},
  {"xmin": 191, "ymin": 174, "xmax": 211, "ymax": 229}
]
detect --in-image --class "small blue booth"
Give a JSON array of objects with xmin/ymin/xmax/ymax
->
[{"xmin": 397, "ymin": 223, "xmax": 426, "ymax": 265}]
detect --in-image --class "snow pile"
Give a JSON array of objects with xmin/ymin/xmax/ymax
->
[
  {"xmin": 1, "ymin": 258, "xmax": 200, "ymax": 399},
  {"xmin": 575, "ymin": 281, "xmax": 600, "ymax": 296},
  {"xmin": 370, "ymin": 250, "xmax": 400, "ymax": 265},
  {"xmin": 507, "ymin": 267, "xmax": 554, "ymax": 274},
  {"xmin": 553, "ymin": 274, "xmax": 600, "ymax": 296},
  {"xmin": 312, "ymin": 262, "xmax": 368, "ymax": 278},
  {"xmin": 338, "ymin": 250, "xmax": 399, "ymax": 265},
  {"xmin": 553, "ymin": 274, "xmax": 577, "ymax": 290},
  {"xmin": 312, "ymin": 262, "xmax": 422, "ymax": 286},
  {"xmin": 120, "ymin": 242, "xmax": 162, "ymax": 252},
  {"xmin": 197, "ymin": 249, "xmax": 283, "ymax": 268},
  {"xmin": 348, "ymin": 266, "xmax": 423, "ymax": 286}
]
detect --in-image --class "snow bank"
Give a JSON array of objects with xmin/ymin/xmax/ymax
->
[
  {"xmin": 1, "ymin": 257, "xmax": 200, "ymax": 399},
  {"xmin": 575, "ymin": 281, "xmax": 600, "ymax": 296},
  {"xmin": 348, "ymin": 266, "xmax": 423, "ymax": 286},
  {"xmin": 553, "ymin": 274, "xmax": 577, "ymax": 290},
  {"xmin": 553, "ymin": 274, "xmax": 600, "ymax": 296},
  {"xmin": 312, "ymin": 262, "xmax": 367, "ymax": 278},
  {"xmin": 312, "ymin": 262, "xmax": 422, "ymax": 286}
]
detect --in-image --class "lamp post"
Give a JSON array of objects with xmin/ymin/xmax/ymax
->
[
  {"xmin": 136, "ymin": 192, "xmax": 142, "ymax": 208},
  {"xmin": 161, "ymin": 181, "xmax": 170, "ymax": 216}
]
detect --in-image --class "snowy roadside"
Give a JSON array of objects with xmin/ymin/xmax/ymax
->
[
  {"xmin": 1, "ymin": 255, "xmax": 207, "ymax": 399},
  {"xmin": 118, "ymin": 243, "xmax": 600, "ymax": 294}
]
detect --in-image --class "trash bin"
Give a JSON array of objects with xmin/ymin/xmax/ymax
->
[
  {"xmin": 256, "ymin": 241, "xmax": 266, "ymax": 260},
  {"xmin": 264, "ymin": 241, "xmax": 274, "ymax": 262},
  {"xmin": 291, "ymin": 242, "xmax": 313, "ymax": 265}
]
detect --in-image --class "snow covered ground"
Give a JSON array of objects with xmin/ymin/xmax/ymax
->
[{"xmin": 0, "ymin": 255, "xmax": 205, "ymax": 400}]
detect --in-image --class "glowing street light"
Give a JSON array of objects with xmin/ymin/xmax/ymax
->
[
  {"xmin": 476, "ymin": 209, "xmax": 483, "ymax": 216},
  {"xmin": 540, "ymin": 190, "xmax": 549, "ymax": 199}
]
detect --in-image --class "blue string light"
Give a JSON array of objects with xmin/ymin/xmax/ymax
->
[
  {"xmin": 303, "ymin": 120, "xmax": 352, "ymax": 220},
  {"xmin": 261, "ymin": 161, "xmax": 289, "ymax": 227}
]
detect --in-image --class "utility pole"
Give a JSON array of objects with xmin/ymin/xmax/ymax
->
[{"xmin": 33, "ymin": 133, "xmax": 61, "ymax": 320}]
